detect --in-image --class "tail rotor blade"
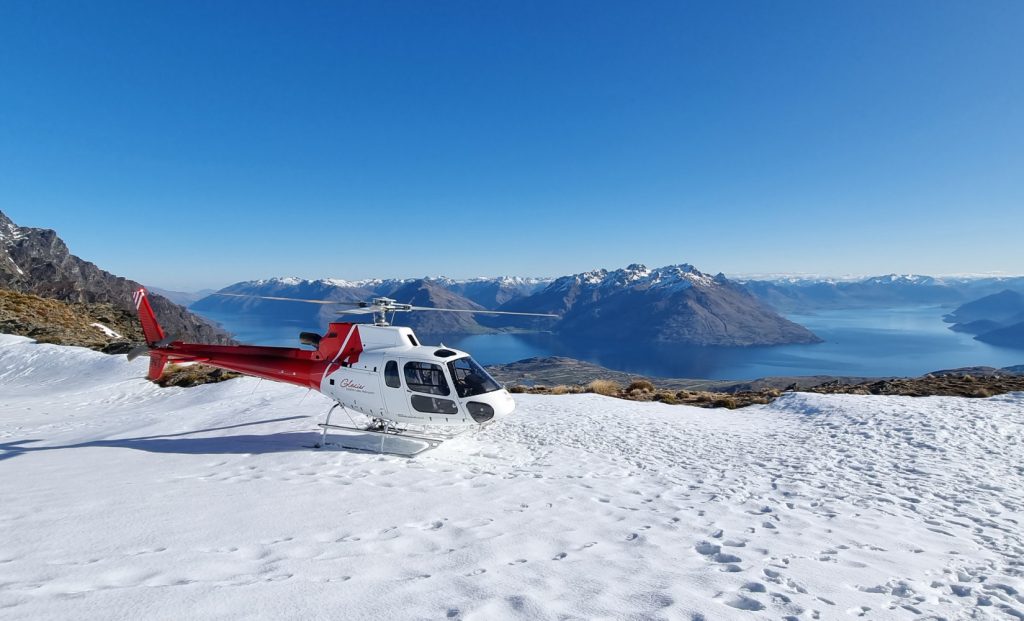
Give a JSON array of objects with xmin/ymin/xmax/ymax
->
[{"xmin": 126, "ymin": 344, "xmax": 151, "ymax": 362}]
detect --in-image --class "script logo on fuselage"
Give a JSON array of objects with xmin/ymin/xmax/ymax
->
[{"xmin": 333, "ymin": 376, "xmax": 373, "ymax": 394}]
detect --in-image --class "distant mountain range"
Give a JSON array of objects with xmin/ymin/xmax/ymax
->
[
  {"xmin": 741, "ymin": 274, "xmax": 1024, "ymax": 312},
  {"xmin": 0, "ymin": 210, "xmax": 231, "ymax": 345},
  {"xmin": 190, "ymin": 275, "xmax": 551, "ymax": 335},
  {"xmin": 944, "ymin": 290, "xmax": 1024, "ymax": 349},
  {"xmin": 193, "ymin": 264, "xmax": 821, "ymax": 347}
]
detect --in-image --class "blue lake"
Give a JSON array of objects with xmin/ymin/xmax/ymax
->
[{"xmin": 194, "ymin": 306, "xmax": 1024, "ymax": 380}]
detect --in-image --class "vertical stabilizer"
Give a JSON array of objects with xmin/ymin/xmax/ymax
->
[
  {"xmin": 132, "ymin": 288, "xmax": 166, "ymax": 345},
  {"xmin": 147, "ymin": 353, "xmax": 168, "ymax": 381}
]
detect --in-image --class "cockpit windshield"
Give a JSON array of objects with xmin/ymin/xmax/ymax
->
[{"xmin": 447, "ymin": 356, "xmax": 502, "ymax": 398}]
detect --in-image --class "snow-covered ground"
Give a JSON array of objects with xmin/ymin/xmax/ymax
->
[{"xmin": 1, "ymin": 334, "xmax": 1023, "ymax": 620}]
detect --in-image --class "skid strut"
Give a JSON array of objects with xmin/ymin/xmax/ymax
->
[{"xmin": 315, "ymin": 402, "xmax": 447, "ymax": 456}]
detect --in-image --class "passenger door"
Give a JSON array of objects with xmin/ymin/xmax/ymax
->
[
  {"xmin": 400, "ymin": 359, "xmax": 464, "ymax": 424},
  {"xmin": 381, "ymin": 359, "xmax": 408, "ymax": 419}
]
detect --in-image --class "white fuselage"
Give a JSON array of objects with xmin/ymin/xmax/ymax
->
[{"xmin": 319, "ymin": 325, "xmax": 515, "ymax": 427}]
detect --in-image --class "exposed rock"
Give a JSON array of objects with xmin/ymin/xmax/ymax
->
[
  {"xmin": 487, "ymin": 356, "xmax": 875, "ymax": 393},
  {"xmin": 802, "ymin": 375, "xmax": 1024, "ymax": 399},
  {"xmin": 494, "ymin": 355, "xmax": 1024, "ymax": 408},
  {"xmin": 0, "ymin": 288, "xmax": 140, "ymax": 351}
]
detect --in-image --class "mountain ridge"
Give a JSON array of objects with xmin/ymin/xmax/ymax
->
[{"xmin": 1, "ymin": 210, "xmax": 232, "ymax": 345}]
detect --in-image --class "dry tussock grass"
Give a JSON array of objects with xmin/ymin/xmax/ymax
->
[{"xmin": 587, "ymin": 379, "xmax": 621, "ymax": 396}]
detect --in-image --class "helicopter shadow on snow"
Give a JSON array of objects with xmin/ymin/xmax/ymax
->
[{"xmin": 0, "ymin": 416, "xmax": 347, "ymax": 462}]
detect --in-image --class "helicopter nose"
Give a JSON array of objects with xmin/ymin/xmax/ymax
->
[
  {"xmin": 464, "ymin": 390, "xmax": 515, "ymax": 424},
  {"xmin": 494, "ymin": 389, "xmax": 515, "ymax": 417}
]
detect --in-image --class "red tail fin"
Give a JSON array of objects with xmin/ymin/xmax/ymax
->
[{"xmin": 132, "ymin": 287, "xmax": 166, "ymax": 345}]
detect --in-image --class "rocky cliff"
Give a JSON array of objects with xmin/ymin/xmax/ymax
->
[{"xmin": 0, "ymin": 210, "xmax": 232, "ymax": 344}]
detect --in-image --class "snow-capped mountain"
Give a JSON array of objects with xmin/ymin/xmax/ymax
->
[
  {"xmin": 440, "ymin": 276, "xmax": 553, "ymax": 308},
  {"xmin": 742, "ymin": 273, "xmax": 1024, "ymax": 312},
  {"xmin": 497, "ymin": 263, "xmax": 821, "ymax": 346}
]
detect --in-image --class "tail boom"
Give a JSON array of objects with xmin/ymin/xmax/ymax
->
[{"xmin": 130, "ymin": 286, "xmax": 363, "ymax": 388}]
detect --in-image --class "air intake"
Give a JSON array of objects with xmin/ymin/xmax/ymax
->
[{"xmin": 299, "ymin": 332, "xmax": 321, "ymax": 348}]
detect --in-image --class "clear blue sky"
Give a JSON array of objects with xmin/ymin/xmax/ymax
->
[{"xmin": 2, "ymin": 1, "xmax": 1022, "ymax": 290}]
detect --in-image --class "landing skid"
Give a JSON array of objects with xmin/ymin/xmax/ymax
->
[{"xmin": 314, "ymin": 404, "xmax": 460, "ymax": 457}]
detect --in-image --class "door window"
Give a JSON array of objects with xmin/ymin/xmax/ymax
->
[
  {"xmin": 384, "ymin": 361, "xmax": 400, "ymax": 388},
  {"xmin": 403, "ymin": 362, "xmax": 451, "ymax": 396},
  {"xmin": 411, "ymin": 395, "xmax": 459, "ymax": 415}
]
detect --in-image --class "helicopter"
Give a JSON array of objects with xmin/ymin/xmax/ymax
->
[{"xmin": 128, "ymin": 287, "xmax": 557, "ymax": 455}]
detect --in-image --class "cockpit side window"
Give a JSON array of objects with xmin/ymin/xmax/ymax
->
[
  {"xmin": 384, "ymin": 361, "xmax": 400, "ymax": 388},
  {"xmin": 447, "ymin": 357, "xmax": 502, "ymax": 398},
  {"xmin": 403, "ymin": 361, "xmax": 450, "ymax": 396}
]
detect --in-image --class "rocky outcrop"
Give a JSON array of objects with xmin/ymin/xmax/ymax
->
[
  {"xmin": 0, "ymin": 288, "xmax": 141, "ymax": 352},
  {"xmin": 0, "ymin": 210, "xmax": 231, "ymax": 344}
]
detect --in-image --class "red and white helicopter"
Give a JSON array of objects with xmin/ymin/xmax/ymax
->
[{"xmin": 129, "ymin": 288, "xmax": 556, "ymax": 455}]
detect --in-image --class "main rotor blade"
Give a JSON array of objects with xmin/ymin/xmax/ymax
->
[
  {"xmin": 335, "ymin": 308, "xmax": 376, "ymax": 315},
  {"xmin": 212, "ymin": 293, "xmax": 365, "ymax": 306},
  {"xmin": 405, "ymin": 306, "xmax": 559, "ymax": 318}
]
